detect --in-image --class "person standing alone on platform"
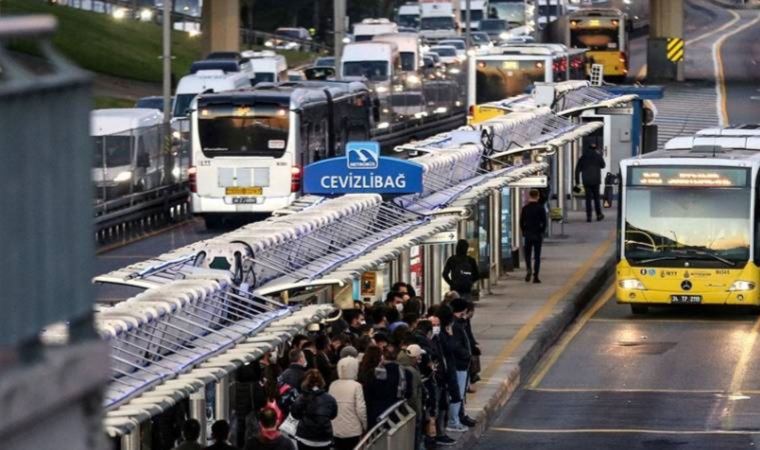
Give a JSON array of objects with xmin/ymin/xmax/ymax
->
[
  {"xmin": 575, "ymin": 144, "xmax": 606, "ymax": 222},
  {"xmin": 520, "ymin": 189, "xmax": 547, "ymax": 284},
  {"xmin": 442, "ymin": 239, "xmax": 480, "ymax": 301}
]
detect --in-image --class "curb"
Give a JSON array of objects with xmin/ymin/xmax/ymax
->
[{"xmin": 451, "ymin": 250, "xmax": 617, "ymax": 449}]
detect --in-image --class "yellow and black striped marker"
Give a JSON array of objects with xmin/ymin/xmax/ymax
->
[{"xmin": 667, "ymin": 37, "xmax": 685, "ymax": 62}]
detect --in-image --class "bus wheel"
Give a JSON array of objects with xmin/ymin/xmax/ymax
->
[{"xmin": 631, "ymin": 305, "xmax": 648, "ymax": 315}]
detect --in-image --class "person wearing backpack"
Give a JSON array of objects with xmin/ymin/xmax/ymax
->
[
  {"xmin": 290, "ymin": 369, "xmax": 338, "ymax": 450},
  {"xmin": 442, "ymin": 240, "xmax": 480, "ymax": 301}
]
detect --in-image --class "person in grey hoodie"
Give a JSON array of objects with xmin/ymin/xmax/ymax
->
[{"xmin": 328, "ymin": 356, "xmax": 368, "ymax": 450}]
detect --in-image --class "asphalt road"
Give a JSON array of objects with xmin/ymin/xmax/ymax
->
[
  {"xmin": 719, "ymin": 9, "xmax": 760, "ymax": 125},
  {"xmin": 474, "ymin": 283, "xmax": 760, "ymax": 449}
]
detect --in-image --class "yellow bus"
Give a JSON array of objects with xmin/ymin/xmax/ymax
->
[
  {"xmin": 566, "ymin": 8, "xmax": 628, "ymax": 80},
  {"xmin": 617, "ymin": 130, "xmax": 760, "ymax": 314}
]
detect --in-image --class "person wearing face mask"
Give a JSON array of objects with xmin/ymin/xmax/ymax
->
[
  {"xmin": 448, "ymin": 298, "xmax": 477, "ymax": 430},
  {"xmin": 385, "ymin": 291, "xmax": 405, "ymax": 313},
  {"xmin": 433, "ymin": 305, "xmax": 461, "ymax": 445},
  {"xmin": 411, "ymin": 320, "xmax": 443, "ymax": 447}
]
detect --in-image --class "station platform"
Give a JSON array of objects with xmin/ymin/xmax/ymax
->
[{"xmin": 451, "ymin": 207, "xmax": 618, "ymax": 448}]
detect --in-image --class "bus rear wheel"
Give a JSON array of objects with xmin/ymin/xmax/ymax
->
[{"xmin": 630, "ymin": 305, "xmax": 649, "ymax": 315}]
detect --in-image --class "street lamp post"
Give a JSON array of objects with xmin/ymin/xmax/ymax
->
[{"xmin": 162, "ymin": 0, "xmax": 173, "ymax": 180}]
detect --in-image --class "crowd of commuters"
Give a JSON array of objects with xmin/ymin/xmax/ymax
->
[{"xmin": 172, "ymin": 277, "xmax": 482, "ymax": 450}]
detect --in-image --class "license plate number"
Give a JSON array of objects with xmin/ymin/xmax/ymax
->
[
  {"xmin": 670, "ymin": 295, "xmax": 702, "ymax": 304},
  {"xmin": 232, "ymin": 197, "xmax": 259, "ymax": 204},
  {"xmin": 225, "ymin": 186, "xmax": 262, "ymax": 196}
]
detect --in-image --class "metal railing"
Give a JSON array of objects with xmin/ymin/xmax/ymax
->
[{"xmin": 355, "ymin": 401, "xmax": 417, "ymax": 450}]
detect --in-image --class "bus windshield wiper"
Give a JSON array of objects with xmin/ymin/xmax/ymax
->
[{"xmin": 637, "ymin": 255, "xmax": 681, "ymax": 264}]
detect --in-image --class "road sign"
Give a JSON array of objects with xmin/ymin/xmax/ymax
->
[
  {"xmin": 508, "ymin": 175, "xmax": 548, "ymax": 188},
  {"xmin": 303, "ymin": 141, "xmax": 424, "ymax": 195},
  {"xmin": 424, "ymin": 230, "xmax": 458, "ymax": 245},
  {"xmin": 666, "ymin": 38, "xmax": 685, "ymax": 62}
]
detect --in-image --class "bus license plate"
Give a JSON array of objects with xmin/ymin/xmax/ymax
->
[
  {"xmin": 225, "ymin": 186, "xmax": 262, "ymax": 196},
  {"xmin": 670, "ymin": 295, "xmax": 702, "ymax": 304},
  {"xmin": 232, "ymin": 197, "xmax": 259, "ymax": 204}
]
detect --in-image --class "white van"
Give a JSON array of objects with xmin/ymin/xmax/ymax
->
[
  {"xmin": 373, "ymin": 32, "xmax": 422, "ymax": 75},
  {"xmin": 341, "ymin": 41, "xmax": 401, "ymax": 93},
  {"xmin": 91, "ymin": 108, "xmax": 164, "ymax": 201},
  {"xmin": 397, "ymin": 3, "xmax": 421, "ymax": 29},
  {"xmin": 172, "ymin": 70, "xmax": 250, "ymax": 118},
  {"xmin": 242, "ymin": 50, "xmax": 289, "ymax": 84},
  {"xmin": 353, "ymin": 18, "xmax": 399, "ymax": 42}
]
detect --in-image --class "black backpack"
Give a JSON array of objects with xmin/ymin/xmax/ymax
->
[{"xmin": 450, "ymin": 257, "xmax": 475, "ymax": 291}]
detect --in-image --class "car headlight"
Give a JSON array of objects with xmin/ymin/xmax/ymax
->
[
  {"xmin": 729, "ymin": 281, "xmax": 756, "ymax": 292},
  {"xmin": 265, "ymin": 40, "xmax": 274, "ymax": 47},
  {"xmin": 499, "ymin": 32, "xmax": 510, "ymax": 40},
  {"xmin": 618, "ymin": 278, "xmax": 644, "ymax": 290},
  {"xmin": 449, "ymin": 67, "xmax": 461, "ymax": 74},
  {"xmin": 406, "ymin": 74, "xmax": 421, "ymax": 86},
  {"xmin": 172, "ymin": 167, "xmax": 181, "ymax": 179},
  {"xmin": 114, "ymin": 171, "xmax": 133, "ymax": 183},
  {"xmin": 376, "ymin": 85, "xmax": 389, "ymax": 93}
]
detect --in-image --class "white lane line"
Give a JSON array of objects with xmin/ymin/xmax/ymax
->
[
  {"xmin": 687, "ymin": 8, "xmax": 742, "ymax": 46},
  {"xmin": 713, "ymin": 11, "xmax": 760, "ymax": 126}
]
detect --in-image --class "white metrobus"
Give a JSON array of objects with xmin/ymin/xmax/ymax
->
[{"xmin": 189, "ymin": 81, "xmax": 373, "ymax": 227}]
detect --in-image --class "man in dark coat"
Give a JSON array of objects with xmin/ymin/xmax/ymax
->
[
  {"xmin": 575, "ymin": 144, "xmax": 607, "ymax": 222},
  {"xmin": 442, "ymin": 239, "xmax": 480, "ymax": 301},
  {"xmin": 520, "ymin": 188, "xmax": 547, "ymax": 284}
]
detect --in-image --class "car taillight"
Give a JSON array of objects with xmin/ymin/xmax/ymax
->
[
  {"xmin": 188, "ymin": 166, "xmax": 197, "ymax": 193},
  {"xmin": 291, "ymin": 166, "xmax": 301, "ymax": 193}
]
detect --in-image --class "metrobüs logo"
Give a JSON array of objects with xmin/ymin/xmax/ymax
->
[{"xmin": 346, "ymin": 141, "xmax": 380, "ymax": 169}]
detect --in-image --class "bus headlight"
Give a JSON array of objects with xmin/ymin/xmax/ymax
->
[
  {"xmin": 729, "ymin": 281, "xmax": 756, "ymax": 292},
  {"xmin": 618, "ymin": 278, "xmax": 644, "ymax": 290},
  {"xmin": 114, "ymin": 171, "xmax": 133, "ymax": 183}
]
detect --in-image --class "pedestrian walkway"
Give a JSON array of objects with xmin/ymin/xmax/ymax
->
[{"xmin": 452, "ymin": 208, "xmax": 618, "ymax": 449}]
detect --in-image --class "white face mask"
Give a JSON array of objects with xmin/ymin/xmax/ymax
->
[
  {"xmin": 432, "ymin": 326, "xmax": 441, "ymax": 336},
  {"xmin": 395, "ymin": 303, "xmax": 404, "ymax": 313},
  {"xmin": 359, "ymin": 320, "xmax": 367, "ymax": 326}
]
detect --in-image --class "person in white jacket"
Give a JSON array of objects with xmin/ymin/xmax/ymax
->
[{"xmin": 328, "ymin": 356, "xmax": 368, "ymax": 450}]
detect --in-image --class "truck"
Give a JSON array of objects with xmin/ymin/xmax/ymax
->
[
  {"xmin": 397, "ymin": 3, "xmax": 422, "ymax": 29},
  {"xmin": 460, "ymin": 0, "xmax": 488, "ymax": 31},
  {"xmin": 419, "ymin": 0, "xmax": 460, "ymax": 42}
]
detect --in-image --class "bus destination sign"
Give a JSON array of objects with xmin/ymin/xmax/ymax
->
[{"xmin": 630, "ymin": 167, "xmax": 748, "ymax": 188}]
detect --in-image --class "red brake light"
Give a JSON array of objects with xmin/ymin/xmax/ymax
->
[
  {"xmin": 291, "ymin": 165, "xmax": 301, "ymax": 193},
  {"xmin": 188, "ymin": 166, "xmax": 197, "ymax": 193}
]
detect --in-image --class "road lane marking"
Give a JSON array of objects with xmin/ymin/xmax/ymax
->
[
  {"xmin": 714, "ymin": 11, "xmax": 760, "ymax": 126},
  {"xmin": 686, "ymin": 9, "xmax": 741, "ymax": 47},
  {"xmin": 527, "ymin": 283, "xmax": 615, "ymax": 388},
  {"xmin": 490, "ymin": 427, "xmax": 760, "ymax": 435},
  {"xmin": 589, "ymin": 318, "xmax": 754, "ymax": 324},
  {"xmin": 480, "ymin": 231, "xmax": 616, "ymax": 382},
  {"xmin": 729, "ymin": 316, "xmax": 760, "ymax": 394},
  {"xmin": 527, "ymin": 387, "xmax": 723, "ymax": 394}
]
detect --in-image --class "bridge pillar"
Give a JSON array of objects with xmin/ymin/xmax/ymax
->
[
  {"xmin": 201, "ymin": 0, "xmax": 240, "ymax": 56},
  {"xmin": 647, "ymin": 0, "xmax": 684, "ymax": 81}
]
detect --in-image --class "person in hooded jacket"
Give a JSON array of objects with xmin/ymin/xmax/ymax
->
[
  {"xmin": 442, "ymin": 240, "xmax": 480, "ymax": 301},
  {"xmin": 328, "ymin": 356, "xmax": 368, "ymax": 450},
  {"xmin": 290, "ymin": 369, "xmax": 338, "ymax": 450},
  {"xmin": 359, "ymin": 344, "xmax": 413, "ymax": 428}
]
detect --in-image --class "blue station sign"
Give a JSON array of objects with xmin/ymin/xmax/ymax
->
[{"xmin": 303, "ymin": 141, "xmax": 424, "ymax": 195}]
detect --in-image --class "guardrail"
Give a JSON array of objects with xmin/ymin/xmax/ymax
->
[
  {"xmin": 374, "ymin": 110, "xmax": 468, "ymax": 151},
  {"xmin": 355, "ymin": 401, "xmax": 416, "ymax": 450},
  {"xmin": 94, "ymin": 183, "xmax": 190, "ymax": 245},
  {"xmin": 240, "ymin": 29, "xmax": 331, "ymax": 54}
]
